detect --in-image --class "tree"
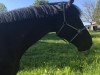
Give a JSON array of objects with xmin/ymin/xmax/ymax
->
[
  {"xmin": 82, "ymin": 0, "xmax": 96, "ymax": 25},
  {"xmin": 34, "ymin": 0, "xmax": 48, "ymax": 6},
  {"xmin": 93, "ymin": 0, "xmax": 100, "ymax": 24},
  {"xmin": 0, "ymin": 3, "xmax": 7, "ymax": 14}
]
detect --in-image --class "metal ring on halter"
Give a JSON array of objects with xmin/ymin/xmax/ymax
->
[{"xmin": 57, "ymin": 3, "xmax": 86, "ymax": 43}]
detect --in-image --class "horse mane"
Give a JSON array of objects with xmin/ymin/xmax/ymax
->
[
  {"xmin": 0, "ymin": 2, "xmax": 81, "ymax": 24},
  {"xmin": 0, "ymin": 3, "xmax": 61, "ymax": 24}
]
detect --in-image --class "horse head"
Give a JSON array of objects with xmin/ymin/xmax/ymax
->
[{"xmin": 56, "ymin": 0, "xmax": 92, "ymax": 51}]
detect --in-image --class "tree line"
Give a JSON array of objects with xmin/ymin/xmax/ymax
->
[
  {"xmin": 33, "ymin": 0, "xmax": 48, "ymax": 6},
  {"xmin": 93, "ymin": 0, "xmax": 100, "ymax": 24},
  {"xmin": 83, "ymin": 0, "xmax": 100, "ymax": 25},
  {"xmin": 0, "ymin": 3, "xmax": 7, "ymax": 14}
]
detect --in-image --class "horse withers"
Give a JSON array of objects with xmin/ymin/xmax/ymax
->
[{"xmin": 0, "ymin": 0, "xmax": 92, "ymax": 75}]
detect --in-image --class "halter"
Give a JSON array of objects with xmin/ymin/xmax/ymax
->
[{"xmin": 57, "ymin": 3, "xmax": 86, "ymax": 43}]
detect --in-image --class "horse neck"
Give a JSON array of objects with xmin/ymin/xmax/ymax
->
[
  {"xmin": 32, "ymin": 4, "xmax": 63, "ymax": 33},
  {"xmin": 3, "ymin": 4, "xmax": 63, "ymax": 61}
]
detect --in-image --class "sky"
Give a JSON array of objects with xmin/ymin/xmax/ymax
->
[{"xmin": 0, "ymin": 0, "xmax": 96, "ymax": 25}]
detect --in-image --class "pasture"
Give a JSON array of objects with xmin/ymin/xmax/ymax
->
[{"xmin": 17, "ymin": 31, "xmax": 100, "ymax": 75}]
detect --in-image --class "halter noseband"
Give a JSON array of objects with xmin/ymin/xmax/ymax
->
[{"xmin": 57, "ymin": 3, "xmax": 86, "ymax": 43}]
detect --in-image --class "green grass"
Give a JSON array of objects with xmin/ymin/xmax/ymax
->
[{"xmin": 17, "ymin": 32, "xmax": 100, "ymax": 75}]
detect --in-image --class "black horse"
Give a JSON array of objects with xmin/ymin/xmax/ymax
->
[{"xmin": 0, "ymin": 1, "xmax": 92, "ymax": 75}]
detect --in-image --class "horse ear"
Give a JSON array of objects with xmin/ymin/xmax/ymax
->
[
  {"xmin": 68, "ymin": 0, "xmax": 74, "ymax": 6},
  {"xmin": 69, "ymin": 0, "xmax": 74, "ymax": 4}
]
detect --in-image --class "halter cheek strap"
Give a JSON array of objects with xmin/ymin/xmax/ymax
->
[{"xmin": 57, "ymin": 3, "xmax": 86, "ymax": 43}]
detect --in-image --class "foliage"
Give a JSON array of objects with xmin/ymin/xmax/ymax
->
[
  {"xmin": 33, "ymin": 0, "xmax": 48, "ymax": 6},
  {"xmin": 82, "ymin": 0, "xmax": 96, "ymax": 25},
  {"xmin": 93, "ymin": 0, "xmax": 100, "ymax": 24},
  {"xmin": 0, "ymin": 3, "xmax": 7, "ymax": 14},
  {"xmin": 17, "ymin": 32, "xmax": 100, "ymax": 75}
]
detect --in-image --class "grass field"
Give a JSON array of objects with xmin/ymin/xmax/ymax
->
[{"xmin": 17, "ymin": 31, "xmax": 100, "ymax": 75}]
